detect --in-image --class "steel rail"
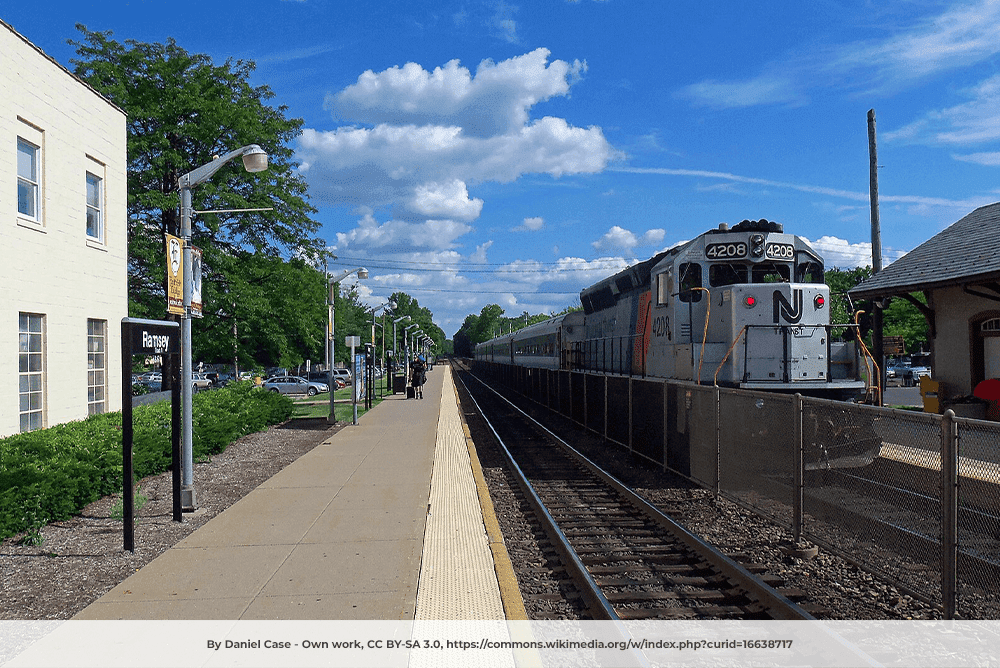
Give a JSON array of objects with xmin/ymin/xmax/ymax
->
[{"xmin": 461, "ymin": 365, "xmax": 817, "ymax": 622}]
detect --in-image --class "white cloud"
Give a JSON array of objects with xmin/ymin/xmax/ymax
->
[
  {"xmin": 326, "ymin": 48, "xmax": 584, "ymax": 137},
  {"xmin": 677, "ymin": 73, "xmax": 805, "ymax": 109},
  {"xmin": 470, "ymin": 240, "xmax": 493, "ymax": 263},
  {"xmin": 837, "ymin": 0, "xmax": 1000, "ymax": 88},
  {"xmin": 591, "ymin": 225, "xmax": 668, "ymax": 254},
  {"xmin": 298, "ymin": 50, "xmax": 616, "ymax": 230},
  {"xmin": 513, "ymin": 216, "xmax": 544, "ymax": 231},
  {"xmin": 884, "ymin": 74, "xmax": 1000, "ymax": 148},
  {"xmin": 807, "ymin": 236, "xmax": 873, "ymax": 269},
  {"xmin": 612, "ymin": 166, "xmax": 993, "ymax": 212},
  {"xmin": 953, "ymin": 151, "xmax": 1000, "ymax": 166},
  {"xmin": 333, "ymin": 213, "xmax": 472, "ymax": 252},
  {"xmin": 301, "ymin": 49, "xmax": 619, "ymax": 336},
  {"xmin": 678, "ymin": 0, "xmax": 1000, "ymax": 108},
  {"xmin": 408, "ymin": 180, "xmax": 483, "ymax": 221}
]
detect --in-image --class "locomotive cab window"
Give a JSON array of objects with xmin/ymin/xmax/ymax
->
[
  {"xmin": 709, "ymin": 263, "xmax": 748, "ymax": 287},
  {"xmin": 656, "ymin": 271, "xmax": 672, "ymax": 306},
  {"xmin": 751, "ymin": 262, "xmax": 790, "ymax": 283},
  {"xmin": 796, "ymin": 260, "xmax": 824, "ymax": 284},
  {"xmin": 678, "ymin": 263, "xmax": 702, "ymax": 302}
]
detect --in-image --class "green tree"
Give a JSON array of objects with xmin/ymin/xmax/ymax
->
[
  {"xmin": 68, "ymin": 26, "xmax": 325, "ymax": 366},
  {"xmin": 387, "ymin": 292, "xmax": 446, "ymax": 358},
  {"xmin": 825, "ymin": 267, "xmax": 929, "ymax": 353},
  {"xmin": 199, "ymin": 254, "xmax": 326, "ymax": 371}
]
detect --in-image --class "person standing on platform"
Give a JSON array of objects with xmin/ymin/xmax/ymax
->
[{"xmin": 410, "ymin": 356, "xmax": 426, "ymax": 399}]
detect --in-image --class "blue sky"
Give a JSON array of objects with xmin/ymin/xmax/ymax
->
[{"xmin": 7, "ymin": 1, "xmax": 1000, "ymax": 337}]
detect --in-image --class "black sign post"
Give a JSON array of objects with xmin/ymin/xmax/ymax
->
[{"xmin": 121, "ymin": 318, "xmax": 182, "ymax": 552}]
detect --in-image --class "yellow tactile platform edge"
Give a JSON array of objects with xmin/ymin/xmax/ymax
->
[
  {"xmin": 457, "ymin": 395, "xmax": 529, "ymax": 621},
  {"xmin": 414, "ymin": 366, "xmax": 509, "ymax": 621}
]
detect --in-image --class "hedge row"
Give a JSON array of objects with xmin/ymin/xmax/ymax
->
[{"xmin": 0, "ymin": 381, "xmax": 293, "ymax": 540}]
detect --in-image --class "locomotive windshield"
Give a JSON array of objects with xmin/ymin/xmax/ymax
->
[
  {"xmin": 708, "ymin": 261, "xmax": 790, "ymax": 286},
  {"xmin": 706, "ymin": 253, "xmax": 824, "ymax": 287}
]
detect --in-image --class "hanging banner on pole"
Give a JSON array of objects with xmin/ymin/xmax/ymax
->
[
  {"xmin": 165, "ymin": 234, "xmax": 184, "ymax": 316},
  {"xmin": 190, "ymin": 246, "xmax": 203, "ymax": 318}
]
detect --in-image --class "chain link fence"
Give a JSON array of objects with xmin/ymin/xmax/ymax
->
[{"xmin": 473, "ymin": 360, "xmax": 1000, "ymax": 618}]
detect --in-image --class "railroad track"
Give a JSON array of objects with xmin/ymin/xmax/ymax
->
[{"xmin": 454, "ymin": 363, "xmax": 817, "ymax": 622}]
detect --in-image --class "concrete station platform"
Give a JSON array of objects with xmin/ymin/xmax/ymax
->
[{"xmin": 75, "ymin": 364, "xmax": 525, "ymax": 622}]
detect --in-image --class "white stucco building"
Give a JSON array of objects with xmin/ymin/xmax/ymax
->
[{"xmin": 2, "ymin": 19, "xmax": 127, "ymax": 436}]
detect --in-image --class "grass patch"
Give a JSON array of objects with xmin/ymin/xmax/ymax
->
[{"xmin": 290, "ymin": 387, "xmax": 389, "ymax": 421}]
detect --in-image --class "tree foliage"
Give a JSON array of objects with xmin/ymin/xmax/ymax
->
[
  {"xmin": 68, "ymin": 26, "xmax": 326, "ymax": 368},
  {"xmin": 825, "ymin": 267, "xmax": 929, "ymax": 354}
]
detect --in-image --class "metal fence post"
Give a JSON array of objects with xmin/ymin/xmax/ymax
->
[
  {"xmin": 714, "ymin": 386, "xmax": 721, "ymax": 498},
  {"xmin": 793, "ymin": 393, "xmax": 803, "ymax": 543},
  {"xmin": 941, "ymin": 409, "xmax": 958, "ymax": 619}
]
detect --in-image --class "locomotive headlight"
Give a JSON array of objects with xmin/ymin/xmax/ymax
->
[
  {"xmin": 814, "ymin": 294, "xmax": 826, "ymax": 309},
  {"xmin": 750, "ymin": 234, "xmax": 765, "ymax": 258},
  {"xmin": 743, "ymin": 295, "xmax": 757, "ymax": 308}
]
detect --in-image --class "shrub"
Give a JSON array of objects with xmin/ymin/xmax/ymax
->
[{"xmin": 0, "ymin": 382, "xmax": 292, "ymax": 540}]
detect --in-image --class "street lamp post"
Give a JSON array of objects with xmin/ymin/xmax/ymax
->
[
  {"xmin": 177, "ymin": 144, "xmax": 268, "ymax": 511},
  {"xmin": 404, "ymin": 324, "xmax": 419, "ymax": 367},
  {"xmin": 390, "ymin": 316, "xmax": 408, "ymax": 392},
  {"xmin": 403, "ymin": 324, "xmax": 420, "ymax": 389},
  {"xmin": 327, "ymin": 267, "xmax": 368, "ymax": 423}
]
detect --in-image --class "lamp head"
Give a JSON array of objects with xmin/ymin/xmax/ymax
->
[
  {"xmin": 242, "ymin": 145, "xmax": 268, "ymax": 173},
  {"xmin": 357, "ymin": 268, "xmax": 369, "ymax": 279}
]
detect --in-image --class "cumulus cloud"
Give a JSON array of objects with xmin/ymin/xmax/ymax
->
[
  {"xmin": 807, "ymin": 235, "xmax": 873, "ymax": 269},
  {"xmin": 333, "ymin": 213, "xmax": 472, "ymax": 252},
  {"xmin": 326, "ymin": 48, "xmax": 585, "ymax": 137},
  {"xmin": 298, "ymin": 48, "xmax": 616, "ymax": 248},
  {"xmin": 591, "ymin": 225, "xmax": 667, "ymax": 254},
  {"xmin": 408, "ymin": 180, "xmax": 483, "ymax": 221},
  {"xmin": 301, "ymin": 48, "xmax": 618, "ymax": 335},
  {"xmin": 513, "ymin": 216, "xmax": 544, "ymax": 231}
]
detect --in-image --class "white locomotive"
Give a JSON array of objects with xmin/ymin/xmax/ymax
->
[{"xmin": 477, "ymin": 219, "xmax": 865, "ymax": 400}]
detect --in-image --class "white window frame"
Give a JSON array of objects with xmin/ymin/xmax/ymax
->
[
  {"xmin": 87, "ymin": 319, "xmax": 107, "ymax": 415},
  {"xmin": 19, "ymin": 313, "xmax": 45, "ymax": 433},
  {"xmin": 86, "ymin": 172, "xmax": 104, "ymax": 242},
  {"xmin": 17, "ymin": 137, "xmax": 41, "ymax": 222}
]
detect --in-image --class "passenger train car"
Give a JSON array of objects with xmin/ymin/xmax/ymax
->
[{"xmin": 476, "ymin": 219, "xmax": 866, "ymax": 400}]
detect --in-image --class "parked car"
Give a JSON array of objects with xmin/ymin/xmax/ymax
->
[
  {"xmin": 900, "ymin": 365, "xmax": 931, "ymax": 387},
  {"xmin": 308, "ymin": 371, "xmax": 346, "ymax": 389},
  {"xmin": 261, "ymin": 375, "xmax": 330, "ymax": 396},
  {"xmin": 330, "ymin": 368, "xmax": 353, "ymax": 386},
  {"xmin": 215, "ymin": 372, "xmax": 236, "ymax": 387},
  {"xmin": 192, "ymin": 372, "xmax": 212, "ymax": 390}
]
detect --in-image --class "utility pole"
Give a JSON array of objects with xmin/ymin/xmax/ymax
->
[{"xmin": 868, "ymin": 109, "xmax": 884, "ymax": 403}]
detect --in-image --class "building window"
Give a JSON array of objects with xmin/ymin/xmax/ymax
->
[
  {"xmin": 19, "ymin": 313, "xmax": 45, "ymax": 433},
  {"xmin": 86, "ymin": 172, "xmax": 103, "ymax": 241},
  {"xmin": 17, "ymin": 138, "xmax": 40, "ymax": 220},
  {"xmin": 88, "ymin": 319, "xmax": 107, "ymax": 415}
]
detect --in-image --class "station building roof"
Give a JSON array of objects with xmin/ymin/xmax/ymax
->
[{"xmin": 849, "ymin": 202, "xmax": 1000, "ymax": 300}]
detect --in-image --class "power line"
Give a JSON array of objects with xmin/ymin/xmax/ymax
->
[
  {"xmin": 330, "ymin": 257, "xmax": 629, "ymax": 272},
  {"xmin": 366, "ymin": 286, "xmax": 583, "ymax": 295}
]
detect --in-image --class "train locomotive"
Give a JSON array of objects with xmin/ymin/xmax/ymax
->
[{"xmin": 476, "ymin": 219, "xmax": 867, "ymax": 400}]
